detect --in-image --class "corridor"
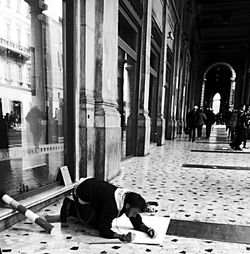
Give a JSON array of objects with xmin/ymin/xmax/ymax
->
[{"xmin": 1, "ymin": 125, "xmax": 250, "ymax": 253}]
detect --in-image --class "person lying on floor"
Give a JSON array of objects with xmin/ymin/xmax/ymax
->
[{"xmin": 60, "ymin": 177, "xmax": 156, "ymax": 242}]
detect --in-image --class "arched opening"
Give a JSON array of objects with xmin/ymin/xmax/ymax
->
[
  {"xmin": 212, "ymin": 93, "xmax": 221, "ymax": 114},
  {"xmin": 200, "ymin": 62, "xmax": 236, "ymax": 124}
]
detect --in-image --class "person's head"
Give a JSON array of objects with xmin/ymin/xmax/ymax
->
[
  {"xmin": 193, "ymin": 105, "xmax": 198, "ymax": 111},
  {"xmin": 124, "ymin": 192, "xmax": 146, "ymax": 218}
]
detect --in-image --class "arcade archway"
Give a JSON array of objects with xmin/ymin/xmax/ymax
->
[{"xmin": 200, "ymin": 62, "xmax": 236, "ymax": 115}]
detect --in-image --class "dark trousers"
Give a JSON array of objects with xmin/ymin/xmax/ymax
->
[
  {"xmin": 242, "ymin": 128, "xmax": 247, "ymax": 147},
  {"xmin": 197, "ymin": 125, "xmax": 203, "ymax": 138},
  {"xmin": 230, "ymin": 128, "xmax": 243, "ymax": 149},
  {"xmin": 206, "ymin": 124, "xmax": 212, "ymax": 138},
  {"xmin": 189, "ymin": 127, "xmax": 196, "ymax": 141},
  {"xmin": 67, "ymin": 195, "xmax": 99, "ymax": 228}
]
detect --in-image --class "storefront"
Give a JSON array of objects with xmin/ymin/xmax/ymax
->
[
  {"xmin": 117, "ymin": 0, "xmax": 142, "ymax": 158},
  {"xmin": 0, "ymin": 0, "xmax": 65, "ymax": 197}
]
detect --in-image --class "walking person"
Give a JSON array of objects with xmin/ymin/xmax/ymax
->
[
  {"xmin": 197, "ymin": 109, "xmax": 207, "ymax": 139},
  {"xmin": 240, "ymin": 105, "xmax": 248, "ymax": 148},
  {"xmin": 229, "ymin": 105, "xmax": 246, "ymax": 150},
  {"xmin": 186, "ymin": 105, "xmax": 200, "ymax": 142},
  {"xmin": 60, "ymin": 178, "xmax": 156, "ymax": 242},
  {"xmin": 204, "ymin": 108, "xmax": 215, "ymax": 138},
  {"xmin": 225, "ymin": 106, "xmax": 233, "ymax": 142},
  {"xmin": 245, "ymin": 105, "xmax": 250, "ymax": 146}
]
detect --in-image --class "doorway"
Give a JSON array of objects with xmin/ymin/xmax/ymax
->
[
  {"xmin": 212, "ymin": 93, "xmax": 221, "ymax": 114},
  {"xmin": 118, "ymin": 48, "xmax": 137, "ymax": 158}
]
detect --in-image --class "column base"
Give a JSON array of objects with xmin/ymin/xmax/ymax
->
[
  {"xmin": 94, "ymin": 105, "xmax": 121, "ymax": 181},
  {"xmin": 136, "ymin": 112, "xmax": 151, "ymax": 156},
  {"xmin": 156, "ymin": 115, "xmax": 165, "ymax": 146},
  {"xmin": 166, "ymin": 118, "xmax": 174, "ymax": 139}
]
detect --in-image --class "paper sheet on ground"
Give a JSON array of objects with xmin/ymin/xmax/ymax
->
[{"xmin": 111, "ymin": 214, "xmax": 170, "ymax": 245}]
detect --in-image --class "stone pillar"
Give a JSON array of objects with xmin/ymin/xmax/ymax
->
[
  {"xmin": 165, "ymin": 8, "xmax": 177, "ymax": 140},
  {"xmin": 93, "ymin": 0, "xmax": 121, "ymax": 180},
  {"xmin": 172, "ymin": 28, "xmax": 183, "ymax": 137},
  {"xmin": 177, "ymin": 47, "xmax": 188, "ymax": 134},
  {"xmin": 229, "ymin": 77, "xmax": 236, "ymax": 108},
  {"xmin": 77, "ymin": 0, "xmax": 96, "ymax": 179},
  {"xmin": 156, "ymin": 1, "xmax": 167, "ymax": 146},
  {"xmin": 136, "ymin": 0, "xmax": 152, "ymax": 156},
  {"xmin": 200, "ymin": 78, "xmax": 206, "ymax": 109},
  {"xmin": 25, "ymin": 0, "xmax": 47, "ymax": 111},
  {"xmin": 169, "ymin": 2, "xmax": 184, "ymax": 138},
  {"xmin": 166, "ymin": 94, "xmax": 174, "ymax": 139}
]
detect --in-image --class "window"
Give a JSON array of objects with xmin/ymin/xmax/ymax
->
[
  {"xmin": 57, "ymin": 51, "xmax": 62, "ymax": 69},
  {"xmin": 17, "ymin": 28, "xmax": 21, "ymax": 45},
  {"xmin": 27, "ymin": 66, "xmax": 31, "ymax": 85},
  {"xmin": 0, "ymin": 60, "xmax": 4, "ymax": 80},
  {"xmin": 118, "ymin": 8, "xmax": 139, "ymax": 157},
  {"xmin": 118, "ymin": 12, "xmax": 138, "ymax": 51},
  {"xmin": 27, "ymin": 32, "xmax": 31, "ymax": 47},
  {"xmin": 6, "ymin": 62, "xmax": 11, "ymax": 80},
  {"xmin": 0, "ymin": 0, "xmax": 65, "ymax": 198},
  {"xmin": 6, "ymin": 23, "xmax": 10, "ymax": 40},
  {"xmin": 18, "ymin": 65, "xmax": 22, "ymax": 83}
]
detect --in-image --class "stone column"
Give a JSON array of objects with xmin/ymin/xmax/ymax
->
[
  {"xmin": 229, "ymin": 77, "xmax": 236, "ymax": 108},
  {"xmin": 25, "ymin": 0, "xmax": 47, "ymax": 111},
  {"xmin": 136, "ymin": 0, "xmax": 152, "ymax": 156},
  {"xmin": 177, "ymin": 47, "xmax": 188, "ymax": 134},
  {"xmin": 93, "ymin": 0, "xmax": 121, "ymax": 180},
  {"xmin": 172, "ymin": 9, "xmax": 184, "ymax": 138},
  {"xmin": 156, "ymin": 1, "xmax": 167, "ymax": 146},
  {"xmin": 166, "ymin": 23, "xmax": 179, "ymax": 140},
  {"xmin": 77, "ymin": 0, "xmax": 96, "ymax": 179},
  {"xmin": 200, "ymin": 78, "xmax": 206, "ymax": 109}
]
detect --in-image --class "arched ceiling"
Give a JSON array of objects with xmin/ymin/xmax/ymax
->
[{"xmin": 195, "ymin": 0, "xmax": 250, "ymax": 57}]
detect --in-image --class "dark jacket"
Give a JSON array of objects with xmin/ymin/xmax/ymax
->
[
  {"xmin": 186, "ymin": 109, "xmax": 200, "ymax": 127},
  {"xmin": 75, "ymin": 178, "xmax": 145, "ymax": 238},
  {"xmin": 204, "ymin": 109, "xmax": 215, "ymax": 125}
]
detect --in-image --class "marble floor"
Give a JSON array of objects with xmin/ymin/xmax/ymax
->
[{"xmin": 1, "ymin": 125, "xmax": 250, "ymax": 253}]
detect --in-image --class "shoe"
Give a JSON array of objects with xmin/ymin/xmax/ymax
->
[
  {"xmin": 229, "ymin": 143, "xmax": 235, "ymax": 149},
  {"xmin": 60, "ymin": 197, "xmax": 72, "ymax": 223},
  {"xmin": 234, "ymin": 147, "xmax": 242, "ymax": 151}
]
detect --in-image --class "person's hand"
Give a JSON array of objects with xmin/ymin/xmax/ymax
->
[
  {"xmin": 147, "ymin": 228, "xmax": 156, "ymax": 238},
  {"xmin": 120, "ymin": 232, "xmax": 135, "ymax": 242}
]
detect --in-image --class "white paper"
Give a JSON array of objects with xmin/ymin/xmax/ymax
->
[{"xmin": 111, "ymin": 214, "xmax": 170, "ymax": 245}]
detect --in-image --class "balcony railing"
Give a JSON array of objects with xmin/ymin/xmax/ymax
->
[{"xmin": 0, "ymin": 37, "xmax": 31, "ymax": 59}]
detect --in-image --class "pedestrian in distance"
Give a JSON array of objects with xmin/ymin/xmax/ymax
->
[
  {"xmin": 60, "ymin": 178, "xmax": 156, "ymax": 242},
  {"xmin": 245, "ymin": 105, "xmax": 250, "ymax": 147},
  {"xmin": 204, "ymin": 108, "xmax": 215, "ymax": 138},
  {"xmin": 186, "ymin": 105, "xmax": 200, "ymax": 142},
  {"xmin": 229, "ymin": 105, "xmax": 246, "ymax": 150},
  {"xmin": 197, "ymin": 109, "xmax": 207, "ymax": 139},
  {"xmin": 240, "ymin": 105, "xmax": 248, "ymax": 149}
]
